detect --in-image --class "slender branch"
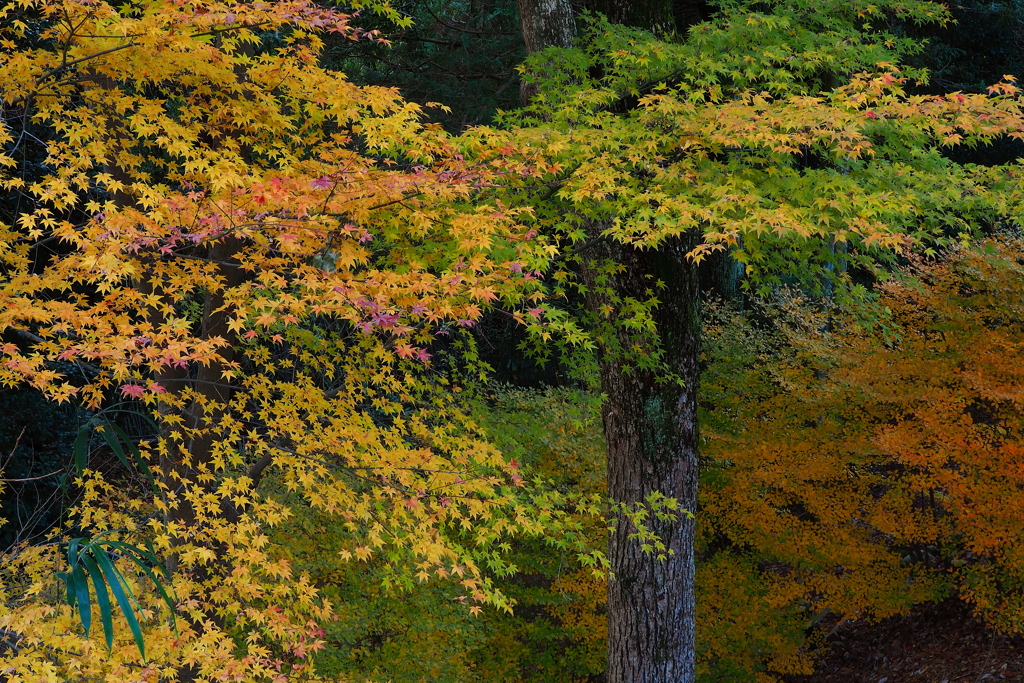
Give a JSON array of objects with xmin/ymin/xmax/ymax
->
[
  {"xmin": 165, "ymin": 252, "xmax": 243, "ymax": 268},
  {"xmin": 385, "ymin": 32, "xmax": 459, "ymax": 47},
  {"xmin": 273, "ymin": 444, "xmax": 470, "ymax": 476},
  {"xmin": 157, "ymin": 378, "xmax": 238, "ymax": 392},
  {"xmin": 7, "ymin": 328, "xmax": 102, "ymax": 376},
  {"xmin": 424, "ymin": 6, "xmax": 516, "ymax": 36},
  {"xmin": 549, "ymin": 235, "xmax": 607, "ymax": 267},
  {"xmin": 188, "ymin": 21, "xmax": 274, "ymax": 40},
  {"xmin": 38, "ymin": 43, "xmax": 136, "ymax": 84},
  {"xmin": 0, "ymin": 469, "xmax": 65, "ymax": 483},
  {"xmin": 10, "ymin": 328, "xmax": 44, "ymax": 344},
  {"xmin": 8, "ymin": 22, "xmax": 275, "ymax": 108}
]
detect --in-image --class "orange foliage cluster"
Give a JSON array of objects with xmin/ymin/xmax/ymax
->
[{"xmin": 698, "ymin": 237, "xmax": 1024, "ymax": 677}]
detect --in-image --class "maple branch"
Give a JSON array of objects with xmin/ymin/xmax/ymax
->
[
  {"xmin": 318, "ymin": 191, "xmax": 427, "ymax": 220},
  {"xmin": 246, "ymin": 451, "xmax": 275, "ymax": 489},
  {"xmin": 9, "ymin": 22, "xmax": 277, "ymax": 108},
  {"xmin": 167, "ymin": 252, "xmax": 244, "ymax": 268},
  {"xmin": 188, "ymin": 21, "xmax": 275, "ymax": 40},
  {"xmin": 273, "ymin": 444, "xmax": 471, "ymax": 476},
  {"xmin": 39, "ymin": 43, "xmax": 136, "ymax": 85},
  {"xmin": 385, "ymin": 31, "xmax": 460, "ymax": 48},
  {"xmin": 0, "ymin": 628, "xmax": 23, "ymax": 654},
  {"xmin": 6, "ymin": 328, "xmax": 42, "ymax": 344},
  {"xmin": 368, "ymin": 191, "xmax": 425, "ymax": 211},
  {"xmin": 548, "ymin": 235, "xmax": 607, "ymax": 267},
  {"xmin": 535, "ymin": 179, "xmax": 566, "ymax": 203},
  {"xmin": 44, "ymin": 22, "xmax": 274, "ymax": 85},
  {"xmin": 158, "ymin": 378, "xmax": 237, "ymax": 392},
  {"xmin": 8, "ymin": 328, "xmax": 101, "ymax": 376},
  {"xmin": 423, "ymin": 6, "xmax": 517, "ymax": 36},
  {"xmin": 29, "ymin": 234, "xmax": 62, "ymax": 250}
]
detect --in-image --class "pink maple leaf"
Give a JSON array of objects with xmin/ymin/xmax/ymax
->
[{"xmin": 120, "ymin": 384, "xmax": 146, "ymax": 399}]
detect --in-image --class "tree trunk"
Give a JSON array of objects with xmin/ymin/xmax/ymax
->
[
  {"xmin": 699, "ymin": 245, "xmax": 745, "ymax": 307},
  {"xmin": 516, "ymin": 3, "xmax": 708, "ymax": 681},
  {"xmin": 516, "ymin": 0, "xmax": 576, "ymax": 104},
  {"xmin": 589, "ymin": 0, "xmax": 675, "ymax": 35},
  {"xmin": 581, "ymin": 235, "xmax": 700, "ymax": 683},
  {"xmin": 672, "ymin": 0, "xmax": 711, "ymax": 33},
  {"xmin": 517, "ymin": 0, "xmax": 576, "ymax": 54}
]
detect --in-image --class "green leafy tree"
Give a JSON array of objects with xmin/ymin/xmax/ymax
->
[{"xmin": 504, "ymin": 0, "xmax": 1024, "ymax": 680}]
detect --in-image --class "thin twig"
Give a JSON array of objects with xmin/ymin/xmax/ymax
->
[
  {"xmin": 0, "ymin": 469, "xmax": 65, "ymax": 483},
  {"xmin": 548, "ymin": 235, "xmax": 606, "ymax": 267},
  {"xmin": 424, "ymin": 6, "xmax": 516, "ymax": 36},
  {"xmin": 973, "ymin": 631, "xmax": 999, "ymax": 683}
]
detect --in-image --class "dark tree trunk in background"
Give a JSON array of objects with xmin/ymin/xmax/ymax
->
[
  {"xmin": 672, "ymin": 0, "xmax": 711, "ymax": 33},
  {"xmin": 517, "ymin": 0, "xmax": 576, "ymax": 53},
  {"xmin": 515, "ymin": 2, "xmax": 711, "ymax": 680},
  {"xmin": 516, "ymin": 0, "xmax": 576, "ymax": 104},
  {"xmin": 699, "ymin": 246, "xmax": 745, "ymax": 305},
  {"xmin": 590, "ymin": 0, "xmax": 675, "ymax": 34}
]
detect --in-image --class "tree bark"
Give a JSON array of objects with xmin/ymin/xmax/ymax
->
[
  {"xmin": 517, "ymin": 0, "xmax": 577, "ymax": 54},
  {"xmin": 581, "ymin": 236, "xmax": 700, "ymax": 683},
  {"xmin": 516, "ymin": 0, "xmax": 576, "ymax": 104},
  {"xmin": 699, "ymin": 245, "xmax": 745, "ymax": 307}
]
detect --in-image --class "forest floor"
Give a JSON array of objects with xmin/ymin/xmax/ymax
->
[{"xmin": 784, "ymin": 599, "xmax": 1024, "ymax": 683}]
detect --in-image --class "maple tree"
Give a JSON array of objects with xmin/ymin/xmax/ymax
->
[
  {"xmin": 269, "ymin": 384, "xmax": 608, "ymax": 682},
  {"xmin": 0, "ymin": 1, "xmax": 600, "ymax": 680},
  {"xmin": 503, "ymin": 0, "xmax": 1024, "ymax": 680},
  {"xmin": 435, "ymin": 238, "xmax": 1024, "ymax": 683},
  {"xmin": 3, "ymin": 1, "xmax": 1024, "ymax": 682}
]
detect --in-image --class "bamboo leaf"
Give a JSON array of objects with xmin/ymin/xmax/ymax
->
[
  {"xmin": 104, "ymin": 542, "xmax": 174, "ymax": 603},
  {"xmin": 92, "ymin": 547, "xmax": 146, "ymax": 660},
  {"xmin": 70, "ymin": 563, "xmax": 92, "ymax": 638},
  {"xmin": 107, "ymin": 422, "xmax": 155, "ymax": 484},
  {"xmin": 79, "ymin": 553, "xmax": 113, "ymax": 650},
  {"xmin": 97, "ymin": 419, "xmax": 129, "ymax": 470},
  {"xmin": 61, "ymin": 536, "xmax": 178, "ymax": 655},
  {"xmin": 73, "ymin": 424, "xmax": 91, "ymax": 474},
  {"xmin": 68, "ymin": 537, "xmax": 83, "ymax": 563}
]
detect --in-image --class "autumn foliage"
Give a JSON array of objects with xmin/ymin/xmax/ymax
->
[
  {"xmin": 458, "ymin": 239, "xmax": 1024, "ymax": 682},
  {"xmin": 291, "ymin": 232, "xmax": 1024, "ymax": 681},
  {"xmin": 0, "ymin": 1, "xmax": 595, "ymax": 680},
  {"xmin": 696, "ymin": 237, "xmax": 1024, "ymax": 678},
  {"xmin": 3, "ymin": 0, "xmax": 1024, "ymax": 681}
]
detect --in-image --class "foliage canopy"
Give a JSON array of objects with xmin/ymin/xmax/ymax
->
[{"xmin": 2, "ymin": 0, "xmax": 1024, "ymax": 681}]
